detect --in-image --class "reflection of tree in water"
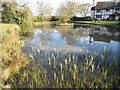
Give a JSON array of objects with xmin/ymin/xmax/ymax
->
[
  {"xmin": 39, "ymin": 26, "xmax": 53, "ymax": 46},
  {"xmin": 55, "ymin": 26, "xmax": 89, "ymax": 45}
]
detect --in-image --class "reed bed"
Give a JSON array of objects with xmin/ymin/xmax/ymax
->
[{"xmin": 6, "ymin": 48, "xmax": 120, "ymax": 88}]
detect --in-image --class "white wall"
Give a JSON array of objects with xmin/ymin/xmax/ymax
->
[{"xmin": 92, "ymin": 8, "xmax": 120, "ymax": 20}]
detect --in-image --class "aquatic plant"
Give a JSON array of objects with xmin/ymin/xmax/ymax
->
[{"xmin": 7, "ymin": 51, "xmax": 120, "ymax": 88}]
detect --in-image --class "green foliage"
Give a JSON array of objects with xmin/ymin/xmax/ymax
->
[
  {"xmin": 1, "ymin": 2, "xmax": 34, "ymax": 29},
  {"xmin": 50, "ymin": 16, "xmax": 60, "ymax": 21},
  {"xmin": 1, "ymin": 2, "xmax": 17, "ymax": 23},
  {"xmin": 71, "ymin": 16, "xmax": 92, "ymax": 21}
]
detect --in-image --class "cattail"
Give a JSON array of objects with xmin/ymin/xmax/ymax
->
[
  {"xmin": 91, "ymin": 55, "xmax": 94, "ymax": 62},
  {"xmin": 31, "ymin": 47, "xmax": 33, "ymax": 50},
  {"xmin": 48, "ymin": 57, "xmax": 51, "ymax": 65},
  {"xmin": 37, "ymin": 49, "xmax": 40, "ymax": 53},
  {"xmin": 102, "ymin": 54, "xmax": 104, "ymax": 62},
  {"xmin": 65, "ymin": 59, "xmax": 67, "ymax": 65},
  {"xmin": 39, "ymin": 42, "xmax": 41, "ymax": 46},
  {"xmin": 53, "ymin": 56, "xmax": 56, "ymax": 62},
  {"xmin": 73, "ymin": 73, "xmax": 76, "ymax": 81},
  {"xmin": 61, "ymin": 74, "xmax": 64, "ymax": 81},
  {"xmin": 74, "ymin": 64, "xmax": 77, "ymax": 70},
  {"xmin": 53, "ymin": 57, "xmax": 56, "ymax": 69},
  {"xmin": 89, "ymin": 55, "xmax": 94, "ymax": 66},
  {"xmin": 54, "ymin": 72, "xmax": 56, "ymax": 80},
  {"xmin": 52, "ymin": 53, "xmax": 54, "ymax": 57},
  {"xmin": 91, "ymin": 64, "xmax": 94, "ymax": 72},
  {"xmin": 73, "ymin": 55, "xmax": 75, "ymax": 60},
  {"xmin": 68, "ymin": 55, "xmax": 71, "ymax": 63},
  {"xmin": 75, "ymin": 55, "xmax": 77, "ymax": 60},
  {"xmin": 56, "ymin": 78, "xmax": 59, "ymax": 84},
  {"xmin": 104, "ymin": 46, "xmax": 107, "ymax": 55},
  {"xmin": 29, "ymin": 54, "xmax": 34, "ymax": 60},
  {"xmin": 86, "ymin": 57, "xmax": 89, "ymax": 65},
  {"xmin": 60, "ymin": 63, "xmax": 63, "ymax": 71}
]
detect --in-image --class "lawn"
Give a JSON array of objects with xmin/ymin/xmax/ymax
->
[
  {"xmin": 73, "ymin": 21, "xmax": 120, "ymax": 29},
  {"xmin": 0, "ymin": 23, "xmax": 12, "ymax": 35}
]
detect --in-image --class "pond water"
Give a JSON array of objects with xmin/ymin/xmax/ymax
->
[
  {"xmin": 13, "ymin": 24, "xmax": 120, "ymax": 88},
  {"xmin": 23, "ymin": 25, "xmax": 120, "ymax": 63}
]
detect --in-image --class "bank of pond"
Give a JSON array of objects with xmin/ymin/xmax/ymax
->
[{"xmin": 1, "ymin": 23, "xmax": 120, "ymax": 88}]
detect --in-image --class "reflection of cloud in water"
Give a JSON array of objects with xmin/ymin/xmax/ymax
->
[
  {"xmin": 40, "ymin": 45, "xmax": 88, "ymax": 54},
  {"xmin": 76, "ymin": 36, "xmax": 90, "ymax": 42}
]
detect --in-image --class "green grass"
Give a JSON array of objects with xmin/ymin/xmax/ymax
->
[
  {"xmin": 35, "ymin": 21, "xmax": 119, "ymax": 28},
  {"xmin": 73, "ymin": 21, "xmax": 120, "ymax": 29},
  {"xmin": 0, "ymin": 23, "xmax": 20, "ymax": 39},
  {"xmin": 0, "ymin": 23, "xmax": 12, "ymax": 36}
]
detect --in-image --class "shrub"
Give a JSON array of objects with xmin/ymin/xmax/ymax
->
[
  {"xmin": 71, "ymin": 16, "xmax": 92, "ymax": 21},
  {"xmin": 1, "ymin": 2, "xmax": 34, "ymax": 29}
]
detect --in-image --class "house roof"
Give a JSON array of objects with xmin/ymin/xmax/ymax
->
[
  {"xmin": 116, "ymin": 1, "xmax": 120, "ymax": 5},
  {"xmin": 94, "ymin": 2, "xmax": 115, "ymax": 10},
  {"xmin": 108, "ymin": 5, "xmax": 120, "ymax": 9}
]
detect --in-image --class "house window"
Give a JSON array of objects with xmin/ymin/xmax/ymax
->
[
  {"xmin": 115, "ymin": 9, "xmax": 119, "ymax": 11},
  {"xmin": 96, "ymin": 15, "xmax": 101, "ymax": 18},
  {"xmin": 97, "ymin": 10, "xmax": 101, "ymax": 13},
  {"xmin": 106, "ymin": 9, "xmax": 109, "ymax": 11}
]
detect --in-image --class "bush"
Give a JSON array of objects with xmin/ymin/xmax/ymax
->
[
  {"xmin": 35, "ymin": 16, "xmax": 52, "ymax": 22},
  {"xmin": 1, "ymin": 2, "xmax": 34, "ymax": 29},
  {"xmin": 50, "ymin": 16, "xmax": 60, "ymax": 21},
  {"xmin": 71, "ymin": 16, "xmax": 92, "ymax": 21}
]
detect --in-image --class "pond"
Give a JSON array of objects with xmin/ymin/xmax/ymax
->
[
  {"xmin": 24, "ymin": 25, "xmax": 120, "ymax": 62},
  {"xmin": 10, "ymin": 25, "xmax": 120, "ymax": 88}
]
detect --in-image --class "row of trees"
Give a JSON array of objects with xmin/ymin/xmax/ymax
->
[
  {"xmin": 35, "ymin": 0, "xmax": 91, "ymax": 22},
  {"xmin": 56, "ymin": 2, "xmax": 91, "ymax": 18},
  {"xmin": 0, "ymin": 0, "xmax": 91, "ymax": 25}
]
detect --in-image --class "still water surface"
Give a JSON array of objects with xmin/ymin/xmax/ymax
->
[{"xmin": 23, "ymin": 25, "xmax": 120, "ymax": 63}]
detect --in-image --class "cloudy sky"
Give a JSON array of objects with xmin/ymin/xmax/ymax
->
[
  {"xmin": 5, "ymin": 0, "xmax": 114, "ymax": 15},
  {"xmin": 26, "ymin": 0, "xmax": 115, "ymax": 15}
]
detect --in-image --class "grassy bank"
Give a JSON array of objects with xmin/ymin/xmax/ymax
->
[
  {"xmin": 34, "ymin": 21, "xmax": 74, "ymax": 26},
  {"xmin": 73, "ymin": 21, "xmax": 120, "ymax": 29},
  {"xmin": 34, "ymin": 21, "xmax": 119, "ymax": 29},
  {"xmin": 0, "ymin": 23, "xmax": 29, "ymax": 88}
]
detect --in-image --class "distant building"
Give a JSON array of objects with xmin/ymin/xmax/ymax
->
[{"xmin": 91, "ymin": 1, "xmax": 120, "ymax": 21}]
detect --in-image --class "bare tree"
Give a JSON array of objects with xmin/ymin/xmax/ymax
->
[
  {"xmin": 56, "ymin": 3, "xmax": 68, "ymax": 18},
  {"xmin": 56, "ymin": 1, "xmax": 78, "ymax": 22},
  {"xmin": 78, "ymin": 3, "xmax": 91, "ymax": 17},
  {"xmin": 36, "ymin": 1, "xmax": 52, "ymax": 22}
]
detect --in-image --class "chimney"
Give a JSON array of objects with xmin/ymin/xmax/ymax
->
[
  {"xmin": 93, "ymin": 0, "xmax": 95, "ymax": 7},
  {"xmin": 115, "ymin": 0, "xmax": 117, "ymax": 5}
]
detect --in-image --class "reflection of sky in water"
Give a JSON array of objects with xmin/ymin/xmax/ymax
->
[
  {"xmin": 76, "ymin": 39, "xmax": 119, "ymax": 55},
  {"xmin": 24, "ymin": 26, "xmax": 120, "ymax": 60},
  {"xmin": 50, "ymin": 30, "xmax": 66, "ymax": 46}
]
